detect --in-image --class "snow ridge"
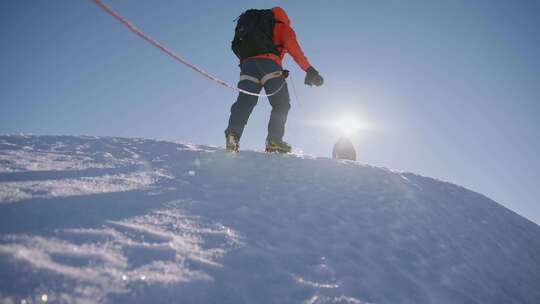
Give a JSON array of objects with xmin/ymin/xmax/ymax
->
[{"xmin": 1, "ymin": 135, "xmax": 539, "ymax": 304}]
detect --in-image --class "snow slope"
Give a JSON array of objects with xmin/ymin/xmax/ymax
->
[{"xmin": 0, "ymin": 135, "xmax": 539, "ymax": 304}]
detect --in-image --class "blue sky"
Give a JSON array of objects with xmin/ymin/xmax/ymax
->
[{"xmin": 1, "ymin": 0, "xmax": 539, "ymax": 224}]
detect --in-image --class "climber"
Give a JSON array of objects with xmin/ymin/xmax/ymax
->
[
  {"xmin": 225, "ymin": 7, "xmax": 324, "ymax": 153},
  {"xmin": 332, "ymin": 137, "xmax": 357, "ymax": 161}
]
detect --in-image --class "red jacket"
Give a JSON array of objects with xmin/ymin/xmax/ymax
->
[{"xmin": 248, "ymin": 7, "xmax": 311, "ymax": 71}]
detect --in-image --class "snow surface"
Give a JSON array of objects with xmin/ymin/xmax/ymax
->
[{"xmin": 0, "ymin": 135, "xmax": 539, "ymax": 304}]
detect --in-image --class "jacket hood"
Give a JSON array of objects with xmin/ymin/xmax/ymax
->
[{"xmin": 272, "ymin": 7, "xmax": 290, "ymax": 25}]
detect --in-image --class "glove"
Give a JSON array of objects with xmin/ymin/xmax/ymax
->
[{"xmin": 304, "ymin": 66, "xmax": 324, "ymax": 87}]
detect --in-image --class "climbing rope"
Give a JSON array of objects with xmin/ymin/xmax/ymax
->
[
  {"xmin": 91, "ymin": 0, "xmax": 286, "ymax": 97},
  {"xmin": 288, "ymin": 74, "xmax": 302, "ymax": 108}
]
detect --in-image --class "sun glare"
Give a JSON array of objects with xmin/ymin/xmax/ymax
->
[{"xmin": 335, "ymin": 115, "xmax": 364, "ymax": 136}]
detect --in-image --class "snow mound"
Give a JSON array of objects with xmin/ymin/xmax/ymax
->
[{"xmin": 0, "ymin": 135, "xmax": 539, "ymax": 304}]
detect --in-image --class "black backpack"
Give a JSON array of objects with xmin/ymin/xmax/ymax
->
[{"xmin": 231, "ymin": 9, "xmax": 280, "ymax": 60}]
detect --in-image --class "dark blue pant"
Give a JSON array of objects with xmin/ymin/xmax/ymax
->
[{"xmin": 226, "ymin": 58, "xmax": 291, "ymax": 142}]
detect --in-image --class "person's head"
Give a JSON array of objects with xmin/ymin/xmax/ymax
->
[{"xmin": 272, "ymin": 7, "xmax": 290, "ymax": 25}]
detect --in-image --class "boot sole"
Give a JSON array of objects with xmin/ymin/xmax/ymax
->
[
  {"xmin": 265, "ymin": 146, "xmax": 290, "ymax": 153},
  {"xmin": 226, "ymin": 145, "xmax": 239, "ymax": 153}
]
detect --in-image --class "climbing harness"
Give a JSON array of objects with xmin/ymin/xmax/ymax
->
[
  {"xmin": 91, "ymin": 0, "xmax": 286, "ymax": 97},
  {"xmin": 239, "ymin": 71, "xmax": 284, "ymax": 86}
]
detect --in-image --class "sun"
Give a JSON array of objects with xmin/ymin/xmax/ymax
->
[{"xmin": 335, "ymin": 115, "xmax": 362, "ymax": 136}]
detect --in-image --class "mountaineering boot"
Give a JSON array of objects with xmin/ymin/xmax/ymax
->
[
  {"xmin": 265, "ymin": 139, "xmax": 291, "ymax": 153},
  {"xmin": 225, "ymin": 131, "xmax": 240, "ymax": 152}
]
